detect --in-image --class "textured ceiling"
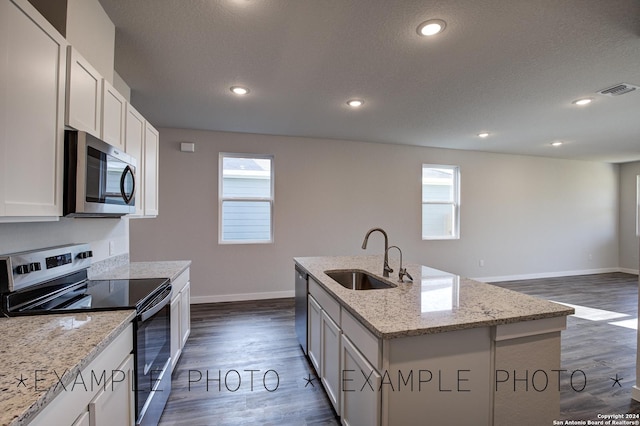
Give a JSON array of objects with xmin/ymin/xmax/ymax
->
[{"xmin": 98, "ymin": 0, "xmax": 640, "ymax": 163}]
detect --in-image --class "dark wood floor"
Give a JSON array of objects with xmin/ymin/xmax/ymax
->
[
  {"xmin": 159, "ymin": 272, "xmax": 640, "ymax": 425},
  {"xmin": 158, "ymin": 299, "xmax": 339, "ymax": 426},
  {"xmin": 494, "ymin": 272, "xmax": 640, "ymax": 419}
]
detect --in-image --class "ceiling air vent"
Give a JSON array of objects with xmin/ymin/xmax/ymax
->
[{"xmin": 597, "ymin": 83, "xmax": 639, "ymax": 96}]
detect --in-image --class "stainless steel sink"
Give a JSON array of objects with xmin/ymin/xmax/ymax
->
[{"xmin": 324, "ymin": 270, "xmax": 396, "ymax": 290}]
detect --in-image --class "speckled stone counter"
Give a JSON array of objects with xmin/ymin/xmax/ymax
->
[
  {"xmin": 91, "ymin": 260, "xmax": 191, "ymax": 282},
  {"xmin": 0, "ymin": 310, "xmax": 135, "ymax": 426},
  {"xmin": 294, "ymin": 255, "xmax": 574, "ymax": 339}
]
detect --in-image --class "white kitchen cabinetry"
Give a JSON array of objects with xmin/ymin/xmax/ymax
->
[
  {"xmin": 170, "ymin": 294, "xmax": 181, "ymax": 371},
  {"xmin": 309, "ymin": 278, "xmax": 343, "ymax": 414},
  {"xmin": 180, "ymin": 281, "xmax": 191, "ymax": 346},
  {"xmin": 170, "ymin": 268, "xmax": 191, "ymax": 372},
  {"xmin": 125, "ymin": 104, "xmax": 146, "ymax": 217},
  {"xmin": 71, "ymin": 411, "xmax": 90, "ymax": 426},
  {"xmin": 126, "ymin": 104, "xmax": 160, "ymax": 218},
  {"xmin": 321, "ymin": 310, "xmax": 342, "ymax": 413},
  {"xmin": 307, "ymin": 294, "xmax": 322, "ymax": 374},
  {"xmin": 66, "ymin": 46, "xmax": 102, "ymax": 137},
  {"xmin": 30, "ymin": 324, "xmax": 134, "ymax": 426},
  {"xmin": 0, "ymin": 0, "xmax": 67, "ymax": 219},
  {"xmin": 89, "ymin": 354, "xmax": 135, "ymax": 426},
  {"xmin": 143, "ymin": 122, "xmax": 159, "ymax": 217},
  {"xmin": 341, "ymin": 335, "xmax": 381, "ymax": 426},
  {"xmin": 101, "ymin": 79, "xmax": 127, "ymax": 150}
]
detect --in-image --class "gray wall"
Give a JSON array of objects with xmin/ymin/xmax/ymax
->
[
  {"xmin": 0, "ymin": 218, "xmax": 129, "ymax": 262},
  {"xmin": 620, "ymin": 161, "xmax": 640, "ymax": 271},
  {"xmin": 129, "ymin": 128, "xmax": 621, "ymax": 302}
]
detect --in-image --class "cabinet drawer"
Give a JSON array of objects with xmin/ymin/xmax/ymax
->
[
  {"xmin": 171, "ymin": 268, "xmax": 190, "ymax": 298},
  {"xmin": 342, "ymin": 308, "xmax": 381, "ymax": 370},
  {"xmin": 309, "ymin": 277, "xmax": 340, "ymax": 325}
]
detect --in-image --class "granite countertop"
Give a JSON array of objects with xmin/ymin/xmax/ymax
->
[
  {"xmin": 0, "ymin": 310, "xmax": 135, "ymax": 426},
  {"xmin": 294, "ymin": 255, "xmax": 574, "ymax": 339},
  {"xmin": 91, "ymin": 260, "xmax": 191, "ymax": 282}
]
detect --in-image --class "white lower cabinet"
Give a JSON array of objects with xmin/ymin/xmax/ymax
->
[
  {"xmin": 308, "ymin": 276, "xmax": 379, "ymax": 423},
  {"xmin": 170, "ymin": 294, "xmax": 182, "ymax": 371},
  {"xmin": 71, "ymin": 411, "xmax": 90, "ymax": 426},
  {"xmin": 30, "ymin": 324, "xmax": 134, "ymax": 426},
  {"xmin": 180, "ymin": 281, "xmax": 191, "ymax": 347},
  {"xmin": 307, "ymin": 295, "xmax": 322, "ymax": 374},
  {"xmin": 170, "ymin": 268, "xmax": 191, "ymax": 372},
  {"xmin": 89, "ymin": 354, "xmax": 135, "ymax": 426},
  {"xmin": 341, "ymin": 335, "xmax": 381, "ymax": 426},
  {"xmin": 321, "ymin": 310, "xmax": 342, "ymax": 413}
]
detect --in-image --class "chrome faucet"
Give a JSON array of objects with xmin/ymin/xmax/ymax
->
[
  {"xmin": 386, "ymin": 246, "xmax": 413, "ymax": 283},
  {"xmin": 361, "ymin": 227, "xmax": 393, "ymax": 277}
]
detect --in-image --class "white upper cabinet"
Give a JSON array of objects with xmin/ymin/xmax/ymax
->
[
  {"xmin": 0, "ymin": 0, "xmax": 68, "ymax": 219},
  {"xmin": 125, "ymin": 104, "xmax": 146, "ymax": 217},
  {"xmin": 143, "ymin": 122, "xmax": 159, "ymax": 217},
  {"xmin": 101, "ymin": 79, "xmax": 126, "ymax": 150},
  {"xmin": 66, "ymin": 46, "xmax": 102, "ymax": 137}
]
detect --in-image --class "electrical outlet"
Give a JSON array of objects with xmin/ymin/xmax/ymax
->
[
  {"xmin": 479, "ymin": 259, "xmax": 485, "ymax": 267},
  {"xmin": 109, "ymin": 241, "xmax": 115, "ymax": 256}
]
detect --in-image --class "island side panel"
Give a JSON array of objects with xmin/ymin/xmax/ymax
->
[
  {"xmin": 493, "ymin": 331, "xmax": 562, "ymax": 426},
  {"xmin": 383, "ymin": 327, "xmax": 493, "ymax": 426}
]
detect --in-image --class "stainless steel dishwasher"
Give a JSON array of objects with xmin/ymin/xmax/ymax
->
[{"xmin": 294, "ymin": 265, "xmax": 308, "ymax": 354}]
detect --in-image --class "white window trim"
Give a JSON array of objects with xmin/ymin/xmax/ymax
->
[
  {"xmin": 422, "ymin": 164, "xmax": 460, "ymax": 240},
  {"xmin": 218, "ymin": 153, "xmax": 274, "ymax": 244}
]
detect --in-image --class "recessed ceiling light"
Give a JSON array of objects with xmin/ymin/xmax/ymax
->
[
  {"xmin": 572, "ymin": 98, "xmax": 593, "ymax": 106},
  {"xmin": 477, "ymin": 132, "xmax": 490, "ymax": 138},
  {"xmin": 346, "ymin": 99, "xmax": 364, "ymax": 108},
  {"xmin": 417, "ymin": 19, "xmax": 446, "ymax": 36},
  {"xmin": 230, "ymin": 86, "xmax": 249, "ymax": 95},
  {"xmin": 550, "ymin": 141, "xmax": 563, "ymax": 147}
]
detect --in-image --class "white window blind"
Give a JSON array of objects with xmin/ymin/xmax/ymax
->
[
  {"xmin": 422, "ymin": 165, "xmax": 460, "ymax": 240},
  {"xmin": 219, "ymin": 153, "xmax": 274, "ymax": 243}
]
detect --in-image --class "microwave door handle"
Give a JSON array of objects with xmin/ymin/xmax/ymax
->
[{"xmin": 120, "ymin": 165, "xmax": 136, "ymax": 205}]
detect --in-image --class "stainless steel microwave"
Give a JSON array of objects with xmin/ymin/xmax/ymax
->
[{"xmin": 64, "ymin": 130, "xmax": 136, "ymax": 217}]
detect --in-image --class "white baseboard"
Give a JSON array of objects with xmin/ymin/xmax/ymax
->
[
  {"xmin": 619, "ymin": 267, "xmax": 640, "ymax": 275},
  {"xmin": 191, "ymin": 290, "xmax": 295, "ymax": 304},
  {"xmin": 474, "ymin": 267, "xmax": 632, "ymax": 283}
]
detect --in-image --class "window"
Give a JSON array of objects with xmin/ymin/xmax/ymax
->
[
  {"xmin": 422, "ymin": 164, "xmax": 460, "ymax": 240},
  {"xmin": 219, "ymin": 153, "xmax": 274, "ymax": 243}
]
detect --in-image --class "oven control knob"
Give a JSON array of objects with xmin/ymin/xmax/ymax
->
[
  {"xmin": 77, "ymin": 251, "xmax": 93, "ymax": 259},
  {"xmin": 29, "ymin": 262, "xmax": 41, "ymax": 272},
  {"xmin": 15, "ymin": 264, "xmax": 30, "ymax": 275}
]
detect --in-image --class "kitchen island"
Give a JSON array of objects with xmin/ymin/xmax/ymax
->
[{"xmin": 295, "ymin": 255, "xmax": 574, "ymax": 426}]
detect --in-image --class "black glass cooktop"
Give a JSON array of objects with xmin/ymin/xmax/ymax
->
[{"xmin": 2, "ymin": 271, "xmax": 169, "ymax": 316}]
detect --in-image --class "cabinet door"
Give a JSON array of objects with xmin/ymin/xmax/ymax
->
[
  {"xmin": 180, "ymin": 281, "xmax": 191, "ymax": 347},
  {"xmin": 308, "ymin": 295, "xmax": 322, "ymax": 375},
  {"xmin": 1, "ymin": 0, "xmax": 67, "ymax": 218},
  {"xmin": 89, "ymin": 354, "xmax": 135, "ymax": 426},
  {"xmin": 71, "ymin": 411, "xmax": 90, "ymax": 426},
  {"xmin": 321, "ymin": 310, "xmax": 341, "ymax": 413},
  {"xmin": 143, "ymin": 122, "xmax": 159, "ymax": 216},
  {"xmin": 170, "ymin": 293, "xmax": 182, "ymax": 372},
  {"xmin": 125, "ymin": 104, "xmax": 145, "ymax": 216},
  {"xmin": 66, "ymin": 46, "xmax": 102, "ymax": 137},
  {"xmin": 341, "ymin": 335, "xmax": 381, "ymax": 426},
  {"xmin": 101, "ymin": 79, "xmax": 126, "ymax": 150}
]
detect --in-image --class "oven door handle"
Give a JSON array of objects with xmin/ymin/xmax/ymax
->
[{"xmin": 140, "ymin": 289, "xmax": 172, "ymax": 322}]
